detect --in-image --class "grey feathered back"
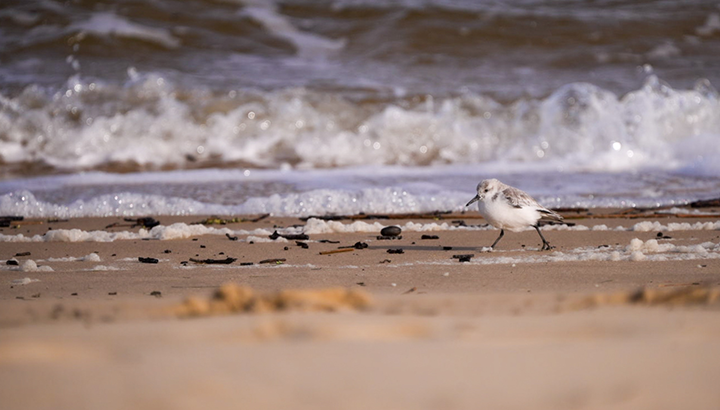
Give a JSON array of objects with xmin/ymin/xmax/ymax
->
[{"xmin": 501, "ymin": 186, "xmax": 563, "ymax": 222}]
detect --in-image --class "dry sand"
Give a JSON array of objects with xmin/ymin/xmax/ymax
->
[{"xmin": 1, "ymin": 209, "xmax": 720, "ymax": 409}]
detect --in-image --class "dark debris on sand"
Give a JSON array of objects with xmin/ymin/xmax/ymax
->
[{"xmin": 190, "ymin": 257, "xmax": 237, "ymax": 265}]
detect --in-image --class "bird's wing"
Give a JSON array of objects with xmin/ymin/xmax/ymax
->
[
  {"xmin": 502, "ymin": 187, "xmax": 563, "ymax": 221},
  {"xmin": 537, "ymin": 208, "xmax": 564, "ymax": 221},
  {"xmin": 501, "ymin": 187, "xmax": 540, "ymax": 209}
]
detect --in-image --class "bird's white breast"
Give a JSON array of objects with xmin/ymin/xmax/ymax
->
[{"xmin": 477, "ymin": 198, "xmax": 540, "ymax": 232}]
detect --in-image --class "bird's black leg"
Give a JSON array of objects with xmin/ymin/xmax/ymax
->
[
  {"xmin": 534, "ymin": 225, "xmax": 554, "ymax": 251},
  {"xmin": 490, "ymin": 229, "xmax": 505, "ymax": 249}
]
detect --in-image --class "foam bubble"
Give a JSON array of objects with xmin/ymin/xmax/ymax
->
[
  {"xmin": 630, "ymin": 251, "xmax": 646, "ymax": 261},
  {"xmin": 20, "ymin": 260, "xmax": 53, "ymax": 272},
  {"xmin": 81, "ymin": 253, "xmax": 101, "ymax": 262}
]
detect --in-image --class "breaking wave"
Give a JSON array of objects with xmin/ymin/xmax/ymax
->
[{"xmin": 1, "ymin": 72, "xmax": 719, "ymax": 178}]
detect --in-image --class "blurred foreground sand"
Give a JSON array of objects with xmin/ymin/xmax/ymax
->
[{"xmin": 1, "ymin": 211, "xmax": 720, "ymax": 409}]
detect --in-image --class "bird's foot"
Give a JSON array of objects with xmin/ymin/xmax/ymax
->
[{"xmin": 540, "ymin": 243, "xmax": 555, "ymax": 251}]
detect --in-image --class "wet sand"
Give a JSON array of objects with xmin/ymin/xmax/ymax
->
[{"xmin": 1, "ymin": 210, "xmax": 720, "ymax": 409}]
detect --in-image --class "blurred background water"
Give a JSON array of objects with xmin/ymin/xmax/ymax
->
[{"xmin": 1, "ymin": 0, "xmax": 720, "ymax": 217}]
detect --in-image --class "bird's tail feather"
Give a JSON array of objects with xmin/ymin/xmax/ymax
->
[{"xmin": 538, "ymin": 208, "xmax": 563, "ymax": 222}]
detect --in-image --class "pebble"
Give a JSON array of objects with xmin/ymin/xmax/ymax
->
[
  {"xmin": 380, "ymin": 226, "xmax": 402, "ymax": 237},
  {"xmin": 353, "ymin": 242, "xmax": 369, "ymax": 249}
]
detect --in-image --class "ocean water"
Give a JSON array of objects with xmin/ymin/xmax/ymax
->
[{"xmin": 1, "ymin": 0, "xmax": 720, "ymax": 217}]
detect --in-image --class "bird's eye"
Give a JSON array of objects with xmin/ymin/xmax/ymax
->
[{"xmin": 484, "ymin": 189, "xmax": 489, "ymax": 193}]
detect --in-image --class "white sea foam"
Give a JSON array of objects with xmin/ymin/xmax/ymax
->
[
  {"xmin": 82, "ymin": 253, "xmax": 101, "ymax": 262},
  {"xmin": 627, "ymin": 238, "xmax": 674, "ymax": 253},
  {"xmin": 47, "ymin": 253, "xmax": 101, "ymax": 262},
  {"xmin": 1, "ymin": 218, "xmax": 718, "ymax": 244},
  {"xmin": 46, "ymin": 257, "xmax": 77, "ymax": 262},
  {"xmin": 240, "ymin": 4, "xmax": 345, "ymax": 58},
  {"xmin": 629, "ymin": 251, "xmax": 646, "ymax": 261},
  {"xmin": 541, "ymin": 224, "xmax": 590, "ymax": 231},
  {"xmin": 303, "ymin": 219, "xmax": 387, "ymax": 234},
  {"xmin": 300, "ymin": 219, "xmax": 596, "ymax": 236},
  {"xmin": 246, "ymin": 235, "xmax": 287, "ymax": 243},
  {"xmin": 301, "ymin": 218, "xmax": 494, "ymax": 235},
  {"xmin": 696, "ymin": 13, "xmax": 720, "ymax": 37},
  {"xmin": 631, "ymin": 221, "xmax": 720, "ymax": 232},
  {"xmin": 1, "ymin": 74, "xmax": 719, "ymax": 176},
  {"xmin": 621, "ymin": 238, "xmax": 718, "ymax": 262},
  {"xmin": 0, "ymin": 9, "xmax": 40, "ymax": 25},
  {"xmin": 69, "ymin": 12, "xmax": 181, "ymax": 49},
  {"xmin": 4, "ymin": 164, "xmax": 717, "ymax": 217},
  {"xmin": 656, "ymin": 207, "xmax": 719, "ymax": 216},
  {"xmin": 0, "ymin": 190, "xmax": 234, "ymax": 218},
  {"xmin": 152, "ymin": 223, "xmax": 230, "ymax": 241},
  {"xmin": 14, "ymin": 260, "xmax": 54, "ymax": 272},
  {"xmin": 0, "ymin": 222, "xmax": 272, "ymax": 243},
  {"xmin": 11, "ymin": 277, "xmax": 40, "ymax": 285},
  {"xmin": 152, "ymin": 223, "xmax": 273, "ymax": 240},
  {"xmin": 409, "ymin": 238, "xmax": 720, "ymax": 266},
  {"xmin": 234, "ymin": 187, "xmax": 469, "ymax": 217},
  {"xmin": 0, "ymin": 186, "xmax": 473, "ymax": 218},
  {"xmin": 89, "ymin": 265, "xmax": 121, "ymax": 271},
  {"xmin": 645, "ymin": 42, "xmax": 681, "ymax": 60},
  {"xmin": 0, "ymin": 218, "xmax": 480, "ymax": 243}
]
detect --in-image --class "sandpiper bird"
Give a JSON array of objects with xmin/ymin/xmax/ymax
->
[{"xmin": 466, "ymin": 179, "xmax": 563, "ymax": 250}]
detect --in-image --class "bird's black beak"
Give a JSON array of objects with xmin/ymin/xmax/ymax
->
[{"xmin": 466, "ymin": 195, "xmax": 480, "ymax": 207}]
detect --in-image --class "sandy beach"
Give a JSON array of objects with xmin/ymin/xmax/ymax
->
[
  {"xmin": 1, "ymin": 209, "xmax": 719, "ymax": 409},
  {"xmin": 4, "ymin": 2, "xmax": 720, "ymax": 409}
]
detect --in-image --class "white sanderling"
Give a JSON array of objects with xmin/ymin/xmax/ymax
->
[{"xmin": 466, "ymin": 178, "xmax": 563, "ymax": 250}]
